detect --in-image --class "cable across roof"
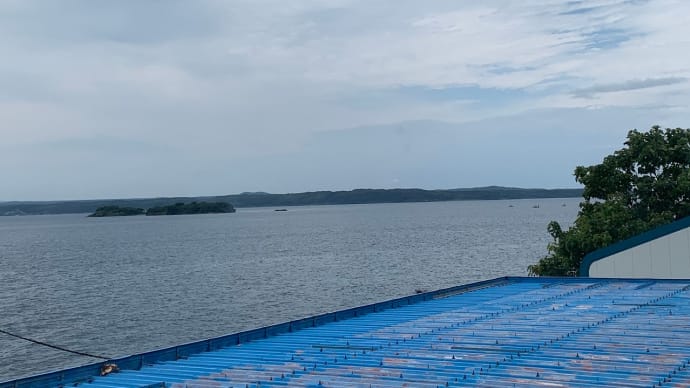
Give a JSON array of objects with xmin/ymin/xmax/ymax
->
[{"xmin": 4, "ymin": 277, "xmax": 690, "ymax": 387}]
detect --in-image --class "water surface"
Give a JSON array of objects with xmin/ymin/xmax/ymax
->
[{"xmin": 0, "ymin": 199, "xmax": 578, "ymax": 380}]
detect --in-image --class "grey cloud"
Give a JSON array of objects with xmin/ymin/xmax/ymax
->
[
  {"xmin": 25, "ymin": 136, "xmax": 174, "ymax": 154},
  {"xmin": 0, "ymin": 0, "xmax": 224, "ymax": 46},
  {"xmin": 573, "ymin": 77, "xmax": 687, "ymax": 98},
  {"xmin": 224, "ymin": 107, "xmax": 678, "ymax": 195},
  {"xmin": 2, "ymin": 0, "xmax": 690, "ymax": 201}
]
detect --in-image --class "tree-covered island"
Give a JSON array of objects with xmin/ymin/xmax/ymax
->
[
  {"xmin": 146, "ymin": 201, "xmax": 235, "ymax": 216},
  {"xmin": 88, "ymin": 202, "xmax": 235, "ymax": 217},
  {"xmin": 88, "ymin": 206, "xmax": 145, "ymax": 217}
]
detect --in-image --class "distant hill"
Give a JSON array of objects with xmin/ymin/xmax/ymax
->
[{"xmin": 0, "ymin": 186, "xmax": 583, "ymax": 216}]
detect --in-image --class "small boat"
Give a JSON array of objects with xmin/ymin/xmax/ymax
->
[{"xmin": 274, "ymin": 209, "xmax": 288, "ymax": 212}]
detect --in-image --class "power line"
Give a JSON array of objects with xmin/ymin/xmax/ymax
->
[{"xmin": 0, "ymin": 327, "xmax": 110, "ymax": 360}]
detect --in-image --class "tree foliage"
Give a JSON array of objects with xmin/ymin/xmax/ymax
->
[
  {"xmin": 145, "ymin": 201, "xmax": 235, "ymax": 216},
  {"xmin": 88, "ymin": 206, "xmax": 144, "ymax": 217},
  {"xmin": 529, "ymin": 126, "xmax": 690, "ymax": 276}
]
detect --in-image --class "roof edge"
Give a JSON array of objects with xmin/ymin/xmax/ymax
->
[
  {"xmin": 580, "ymin": 216, "xmax": 690, "ymax": 277},
  {"xmin": 1, "ymin": 276, "xmax": 517, "ymax": 388}
]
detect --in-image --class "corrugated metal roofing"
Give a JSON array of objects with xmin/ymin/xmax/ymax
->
[{"xmin": 4, "ymin": 277, "xmax": 690, "ymax": 387}]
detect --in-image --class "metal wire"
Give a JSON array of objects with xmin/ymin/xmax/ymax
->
[{"xmin": 0, "ymin": 327, "xmax": 110, "ymax": 360}]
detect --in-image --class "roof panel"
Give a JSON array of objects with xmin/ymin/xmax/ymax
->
[{"xmin": 4, "ymin": 277, "xmax": 690, "ymax": 387}]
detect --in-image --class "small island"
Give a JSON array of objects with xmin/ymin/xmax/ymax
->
[
  {"xmin": 88, "ymin": 206, "xmax": 145, "ymax": 217},
  {"xmin": 88, "ymin": 202, "xmax": 235, "ymax": 217},
  {"xmin": 146, "ymin": 201, "xmax": 235, "ymax": 216}
]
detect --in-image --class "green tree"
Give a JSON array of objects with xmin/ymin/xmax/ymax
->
[{"xmin": 529, "ymin": 126, "xmax": 690, "ymax": 276}]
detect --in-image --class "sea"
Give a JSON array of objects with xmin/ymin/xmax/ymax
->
[{"xmin": 0, "ymin": 198, "xmax": 579, "ymax": 380}]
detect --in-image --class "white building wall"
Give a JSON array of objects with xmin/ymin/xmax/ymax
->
[{"xmin": 589, "ymin": 228, "xmax": 690, "ymax": 278}]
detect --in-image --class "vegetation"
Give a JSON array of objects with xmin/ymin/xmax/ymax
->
[
  {"xmin": 529, "ymin": 126, "xmax": 690, "ymax": 276},
  {"xmin": 1, "ymin": 187, "xmax": 583, "ymax": 216},
  {"xmin": 145, "ymin": 201, "xmax": 235, "ymax": 216},
  {"xmin": 88, "ymin": 206, "xmax": 144, "ymax": 217}
]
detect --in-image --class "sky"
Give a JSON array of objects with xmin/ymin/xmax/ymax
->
[{"xmin": 1, "ymin": 0, "xmax": 690, "ymax": 201}]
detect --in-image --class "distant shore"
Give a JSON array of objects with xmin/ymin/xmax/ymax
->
[{"xmin": 0, "ymin": 186, "xmax": 583, "ymax": 216}]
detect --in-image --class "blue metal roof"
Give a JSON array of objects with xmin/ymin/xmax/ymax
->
[
  {"xmin": 4, "ymin": 277, "xmax": 690, "ymax": 387},
  {"xmin": 580, "ymin": 216, "xmax": 690, "ymax": 276}
]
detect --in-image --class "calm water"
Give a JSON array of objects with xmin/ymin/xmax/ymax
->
[{"xmin": 0, "ymin": 199, "xmax": 578, "ymax": 380}]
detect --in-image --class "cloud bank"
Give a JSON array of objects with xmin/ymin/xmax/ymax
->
[{"xmin": 1, "ymin": 0, "xmax": 689, "ymax": 200}]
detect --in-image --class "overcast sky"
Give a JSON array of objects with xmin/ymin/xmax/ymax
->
[{"xmin": 2, "ymin": 0, "xmax": 689, "ymax": 201}]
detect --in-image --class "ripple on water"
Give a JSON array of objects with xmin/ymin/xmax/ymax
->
[{"xmin": 0, "ymin": 198, "xmax": 579, "ymax": 380}]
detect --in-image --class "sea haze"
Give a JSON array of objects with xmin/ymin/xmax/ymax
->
[{"xmin": 0, "ymin": 198, "xmax": 578, "ymax": 380}]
